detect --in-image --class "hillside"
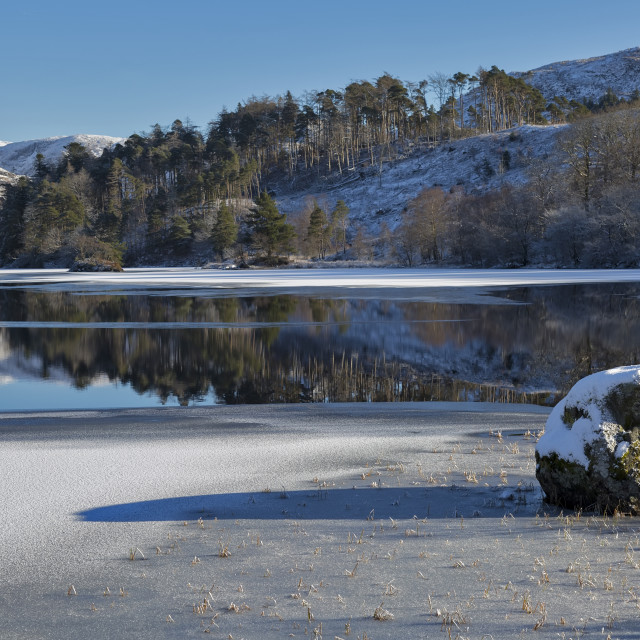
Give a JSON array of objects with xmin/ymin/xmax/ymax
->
[
  {"xmin": 274, "ymin": 124, "xmax": 566, "ymax": 232},
  {"xmin": 0, "ymin": 134, "xmax": 124, "ymax": 176},
  {"xmin": 514, "ymin": 46, "xmax": 640, "ymax": 102}
]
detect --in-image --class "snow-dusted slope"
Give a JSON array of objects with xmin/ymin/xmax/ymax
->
[
  {"xmin": 0, "ymin": 134, "xmax": 124, "ymax": 176},
  {"xmin": 0, "ymin": 167, "xmax": 20, "ymax": 203},
  {"xmin": 514, "ymin": 46, "xmax": 640, "ymax": 102},
  {"xmin": 0, "ymin": 167, "xmax": 19, "ymax": 185},
  {"xmin": 275, "ymin": 124, "xmax": 566, "ymax": 232}
]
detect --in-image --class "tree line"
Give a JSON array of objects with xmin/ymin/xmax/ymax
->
[
  {"xmin": 0, "ymin": 67, "xmax": 638, "ymax": 269},
  {"xmin": 395, "ymin": 107, "xmax": 640, "ymax": 267}
]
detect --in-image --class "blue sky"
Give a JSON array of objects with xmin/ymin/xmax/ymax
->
[{"xmin": 2, "ymin": 0, "xmax": 639, "ymax": 142}]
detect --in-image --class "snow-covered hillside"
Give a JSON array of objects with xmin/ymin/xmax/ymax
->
[
  {"xmin": 514, "ymin": 46, "xmax": 640, "ymax": 102},
  {"xmin": 0, "ymin": 134, "xmax": 124, "ymax": 176},
  {"xmin": 275, "ymin": 46, "xmax": 640, "ymax": 231},
  {"xmin": 275, "ymin": 124, "xmax": 566, "ymax": 232}
]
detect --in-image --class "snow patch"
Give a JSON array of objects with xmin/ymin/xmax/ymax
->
[{"xmin": 616, "ymin": 441, "xmax": 631, "ymax": 459}]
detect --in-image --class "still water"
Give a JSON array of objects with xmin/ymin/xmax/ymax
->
[{"xmin": 1, "ymin": 274, "xmax": 640, "ymax": 411}]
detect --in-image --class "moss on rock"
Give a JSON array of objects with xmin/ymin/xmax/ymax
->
[{"xmin": 536, "ymin": 367, "xmax": 640, "ymax": 514}]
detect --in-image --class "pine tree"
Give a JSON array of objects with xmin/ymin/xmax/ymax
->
[
  {"xmin": 169, "ymin": 215, "xmax": 192, "ymax": 254},
  {"xmin": 211, "ymin": 201, "xmax": 238, "ymax": 260},
  {"xmin": 0, "ymin": 177, "xmax": 30, "ymax": 263},
  {"xmin": 306, "ymin": 201, "xmax": 329, "ymax": 259},
  {"xmin": 247, "ymin": 191, "xmax": 295, "ymax": 260},
  {"xmin": 63, "ymin": 142, "xmax": 90, "ymax": 173},
  {"xmin": 33, "ymin": 153, "xmax": 49, "ymax": 180}
]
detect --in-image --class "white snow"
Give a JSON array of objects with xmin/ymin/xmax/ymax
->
[
  {"xmin": 2, "ymin": 266, "xmax": 640, "ymax": 292},
  {"xmin": 0, "ymin": 167, "xmax": 20, "ymax": 197},
  {"xmin": 616, "ymin": 441, "xmax": 631, "ymax": 459},
  {"xmin": 0, "ymin": 134, "xmax": 125, "ymax": 176},
  {"xmin": 536, "ymin": 365, "xmax": 640, "ymax": 466}
]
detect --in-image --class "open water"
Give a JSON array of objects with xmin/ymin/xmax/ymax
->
[{"xmin": 1, "ymin": 270, "xmax": 639, "ymax": 411}]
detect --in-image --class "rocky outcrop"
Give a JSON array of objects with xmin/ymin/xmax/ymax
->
[{"xmin": 536, "ymin": 366, "xmax": 640, "ymax": 514}]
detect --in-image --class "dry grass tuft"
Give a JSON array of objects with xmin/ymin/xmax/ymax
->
[
  {"xmin": 128, "ymin": 547, "xmax": 145, "ymax": 561},
  {"xmin": 373, "ymin": 602, "xmax": 394, "ymax": 620}
]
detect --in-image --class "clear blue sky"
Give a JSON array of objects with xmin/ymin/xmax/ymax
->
[{"xmin": 2, "ymin": 0, "xmax": 639, "ymax": 142}]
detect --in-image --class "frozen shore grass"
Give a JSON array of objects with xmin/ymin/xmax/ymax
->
[{"xmin": 2, "ymin": 403, "xmax": 640, "ymax": 639}]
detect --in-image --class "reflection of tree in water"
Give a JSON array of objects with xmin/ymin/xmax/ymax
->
[{"xmin": 2, "ymin": 284, "xmax": 640, "ymax": 405}]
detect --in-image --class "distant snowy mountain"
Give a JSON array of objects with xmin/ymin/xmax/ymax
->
[
  {"xmin": 514, "ymin": 46, "xmax": 640, "ymax": 102},
  {"xmin": 0, "ymin": 134, "xmax": 125, "ymax": 176}
]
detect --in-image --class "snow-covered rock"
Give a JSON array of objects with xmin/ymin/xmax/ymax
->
[
  {"xmin": 536, "ymin": 366, "xmax": 640, "ymax": 513},
  {"xmin": 0, "ymin": 134, "xmax": 124, "ymax": 177},
  {"xmin": 0, "ymin": 167, "xmax": 20, "ymax": 204}
]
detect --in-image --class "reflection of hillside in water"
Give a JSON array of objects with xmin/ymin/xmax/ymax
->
[{"xmin": 1, "ymin": 284, "xmax": 639, "ymax": 405}]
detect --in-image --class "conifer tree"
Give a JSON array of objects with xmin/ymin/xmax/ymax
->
[
  {"xmin": 169, "ymin": 215, "xmax": 192, "ymax": 254},
  {"xmin": 247, "ymin": 191, "xmax": 295, "ymax": 260},
  {"xmin": 306, "ymin": 201, "xmax": 330, "ymax": 259},
  {"xmin": 211, "ymin": 201, "xmax": 238, "ymax": 260},
  {"xmin": 33, "ymin": 153, "xmax": 49, "ymax": 180},
  {"xmin": 0, "ymin": 177, "xmax": 30, "ymax": 262}
]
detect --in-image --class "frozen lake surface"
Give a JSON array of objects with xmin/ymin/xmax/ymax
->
[
  {"xmin": 3, "ymin": 403, "xmax": 640, "ymax": 639},
  {"xmin": 3, "ymin": 266, "xmax": 640, "ymax": 291}
]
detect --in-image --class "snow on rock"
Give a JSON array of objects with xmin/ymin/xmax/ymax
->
[
  {"xmin": 0, "ymin": 167, "xmax": 20, "ymax": 203},
  {"xmin": 0, "ymin": 134, "xmax": 125, "ymax": 176},
  {"xmin": 536, "ymin": 365, "xmax": 640, "ymax": 513}
]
